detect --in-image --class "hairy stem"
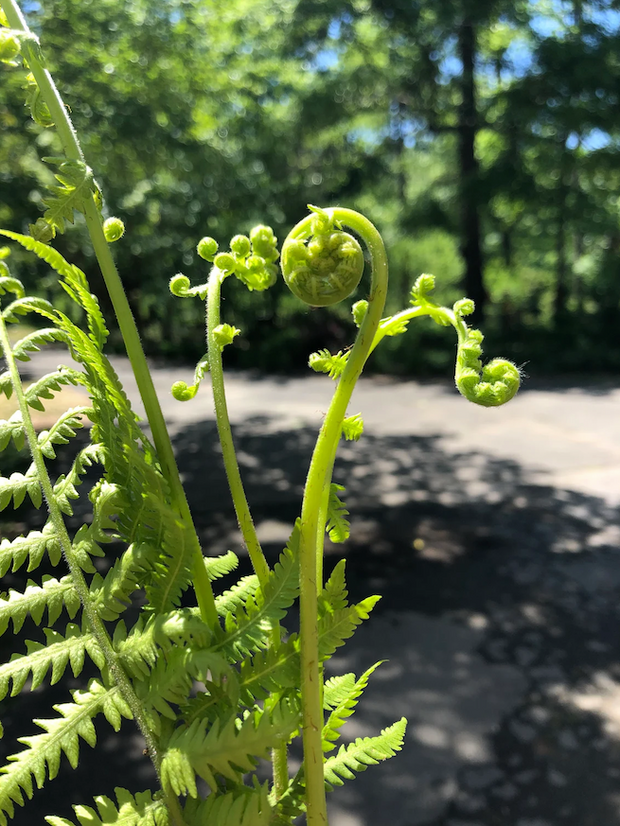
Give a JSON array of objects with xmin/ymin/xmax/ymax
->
[
  {"xmin": 0, "ymin": 313, "xmax": 185, "ymax": 826},
  {"xmin": 206, "ymin": 268, "xmax": 270, "ymax": 586},
  {"xmin": 298, "ymin": 209, "xmax": 389, "ymax": 826},
  {"xmin": 3, "ymin": 0, "xmax": 217, "ymax": 628}
]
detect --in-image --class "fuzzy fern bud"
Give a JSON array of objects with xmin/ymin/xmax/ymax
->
[
  {"xmin": 281, "ymin": 206, "xmax": 364, "ymax": 307},
  {"xmin": 352, "ymin": 300, "xmax": 368, "ymax": 328},
  {"xmin": 230, "ymin": 234, "xmax": 251, "ymax": 258},
  {"xmin": 342, "ymin": 414, "xmax": 364, "ymax": 441},
  {"xmin": 453, "ymin": 298, "xmax": 475, "ymax": 317},
  {"xmin": 171, "ymin": 380, "xmax": 198, "ymax": 402},
  {"xmin": 197, "ymin": 236, "xmax": 218, "ymax": 261},
  {"xmin": 410, "ymin": 274, "xmax": 436, "ymax": 305},
  {"xmin": 250, "ymin": 225, "xmax": 278, "ymax": 262},
  {"xmin": 455, "ymin": 326, "xmax": 521, "ymax": 406},
  {"xmin": 214, "ymin": 252, "xmax": 236, "ymax": 274},
  {"xmin": 103, "ymin": 217, "xmax": 124, "ymax": 243},
  {"xmin": 29, "ymin": 218, "xmax": 55, "ymax": 243},
  {"xmin": 213, "ymin": 323, "xmax": 240, "ymax": 351}
]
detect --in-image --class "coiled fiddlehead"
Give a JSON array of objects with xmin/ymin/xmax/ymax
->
[{"xmin": 281, "ymin": 205, "xmax": 364, "ymax": 306}]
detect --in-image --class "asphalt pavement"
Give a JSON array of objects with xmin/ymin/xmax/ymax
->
[{"xmin": 6, "ymin": 352, "xmax": 620, "ymax": 826}]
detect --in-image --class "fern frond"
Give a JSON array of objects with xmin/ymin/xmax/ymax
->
[
  {"xmin": 0, "ymin": 576, "xmax": 80, "ymax": 635},
  {"xmin": 213, "ymin": 534, "xmax": 299, "ymax": 661},
  {"xmin": 318, "ymin": 561, "xmax": 380, "ymax": 660},
  {"xmin": 308, "ymin": 348, "xmax": 348, "ymax": 379},
  {"xmin": 135, "ymin": 648, "xmax": 233, "ymax": 725},
  {"xmin": 40, "ymin": 158, "xmax": 96, "ymax": 236},
  {"xmin": 0, "ymin": 372, "xmax": 12, "ymax": 400},
  {"xmin": 215, "ymin": 574, "xmax": 259, "ymax": 616},
  {"xmin": 0, "ymin": 412, "xmax": 25, "ymax": 452},
  {"xmin": 161, "ymin": 697, "xmax": 299, "ymax": 796},
  {"xmin": 45, "ymin": 787, "xmax": 167, "ymax": 826},
  {"xmin": 323, "ymin": 718, "xmax": 407, "ymax": 790},
  {"xmin": 184, "ymin": 784, "xmax": 272, "ymax": 826},
  {"xmin": 0, "ymin": 522, "xmax": 61, "ymax": 576},
  {"xmin": 24, "ymin": 368, "xmax": 86, "ymax": 413},
  {"xmin": 0, "ymin": 465, "xmax": 42, "ymax": 511},
  {"xmin": 90, "ymin": 542, "xmax": 156, "ymax": 621},
  {"xmin": 38, "ymin": 407, "xmax": 93, "ymax": 459},
  {"xmin": 205, "ymin": 550, "xmax": 238, "ymax": 581},
  {"xmin": 0, "ymin": 232, "xmax": 107, "ymax": 348},
  {"xmin": 2, "ymin": 296, "xmax": 57, "ymax": 325},
  {"xmin": 322, "ymin": 662, "xmax": 383, "ymax": 752},
  {"xmin": 11, "ymin": 328, "xmax": 68, "ymax": 362},
  {"xmin": 326, "ymin": 484, "xmax": 350, "ymax": 544},
  {"xmin": 0, "ymin": 681, "xmax": 131, "ymax": 824},
  {"xmin": 0, "ymin": 624, "xmax": 102, "ymax": 701}
]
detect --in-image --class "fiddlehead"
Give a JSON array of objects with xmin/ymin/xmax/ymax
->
[{"xmin": 281, "ymin": 205, "xmax": 364, "ymax": 306}]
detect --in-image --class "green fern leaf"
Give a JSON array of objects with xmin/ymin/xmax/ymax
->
[
  {"xmin": 161, "ymin": 697, "xmax": 299, "ymax": 796},
  {"xmin": 318, "ymin": 561, "xmax": 380, "ymax": 660},
  {"xmin": 25, "ymin": 367, "xmax": 85, "ymax": 412},
  {"xmin": 326, "ymin": 484, "xmax": 350, "ymax": 544},
  {"xmin": 215, "ymin": 574, "xmax": 259, "ymax": 616},
  {"xmin": 90, "ymin": 542, "xmax": 157, "ymax": 621},
  {"xmin": 0, "ymin": 681, "xmax": 131, "ymax": 824},
  {"xmin": 0, "ymin": 522, "xmax": 61, "ymax": 576},
  {"xmin": 0, "ymin": 412, "xmax": 25, "ymax": 452},
  {"xmin": 308, "ymin": 348, "xmax": 348, "ymax": 379},
  {"xmin": 322, "ymin": 662, "xmax": 384, "ymax": 752},
  {"xmin": 0, "ymin": 465, "xmax": 42, "ymax": 511},
  {"xmin": 2, "ymin": 296, "xmax": 57, "ymax": 324},
  {"xmin": 184, "ymin": 784, "xmax": 272, "ymax": 826},
  {"xmin": 0, "ymin": 575, "xmax": 80, "ymax": 635},
  {"xmin": 0, "ymin": 372, "xmax": 12, "ymax": 400},
  {"xmin": 323, "ymin": 718, "xmax": 408, "ymax": 790},
  {"xmin": 11, "ymin": 328, "xmax": 68, "ymax": 362},
  {"xmin": 0, "ymin": 232, "xmax": 108, "ymax": 348},
  {"xmin": 45, "ymin": 787, "xmax": 167, "ymax": 826},
  {"xmin": 40, "ymin": 158, "xmax": 96, "ymax": 235},
  {"xmin": 205, "ymin": 550, "xmax": 239, "ymax": 581},
  {"xmin": 213, "ymin": 531, "xmax": 299, "ymax": 661},
  {"xmin": 0, "ymin": 624, "xmax": 103, "ymax": 701},
  {"xmin": 37, "ymin": 407, "xmax": 93, "ymax": 459}
]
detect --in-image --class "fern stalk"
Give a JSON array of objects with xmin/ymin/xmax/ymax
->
[
  {"xmin": 296, "ymin": 209, "xmax": 389, "ymax": 826},
  {"xmin": 206, "ymin": 268, "xmax": 270, "ymax": 587},
  {"xmin": 2, "ymin": 0, "xmax": 217, "ymax": 629},
  {"xmin": 0, "ymin": 312, "xmax": 190, "ymax": 825}
]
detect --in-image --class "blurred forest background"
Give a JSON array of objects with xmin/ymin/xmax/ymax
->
[{"xmin": 2, "ymin": 0, "xmax": 620, "ymax": 375}]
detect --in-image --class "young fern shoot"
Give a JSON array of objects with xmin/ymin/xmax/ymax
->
[{"xmin": 0, "ymin": 1, "xmax": 521, "ymax": 824}]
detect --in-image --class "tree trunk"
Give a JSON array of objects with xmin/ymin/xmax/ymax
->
[{"xmin": 457, "ymin": 18, "xmax": 487, "ymax": 322}]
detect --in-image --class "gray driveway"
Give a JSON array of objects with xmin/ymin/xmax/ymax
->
[{"xmin": 5, "ymin": 353, "xmax": 620, "ymax": 825}]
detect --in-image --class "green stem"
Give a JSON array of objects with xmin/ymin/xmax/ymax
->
[
  {"xmin": 297, "ymin": 209, "xmax": 389, "ymax": 826},
  {"xmin": 206, "ymin": 268, "xmax": 270, "ymax": 587},
  {"xmin": 0, "ymin": 312, "xmax": 185, "ymax": 826},
  {"xmin": 206, "ymin": 269, "xmax": 290, "ymax": 795},
  {"xmin": 3, "ymin": 0, "xmax": 217, "ymax": 628}
]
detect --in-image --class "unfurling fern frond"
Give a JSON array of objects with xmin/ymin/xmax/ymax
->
[
  {"xmin": 45, "ymin": 787, "xmax": 167, "ymax": 826},
  {"xmin": 10, "ymin": 328, "xmax": 68, "ymax": 363},
  {"xmin": 326, "ymin": 483, "xmax": 350, "ymax": 544},
  {"xmin": 323, "ymin": 718, "xmax": 407, "ymax": 790},
  {"xmin": 0, "ymin": 681, "xmax": 132, "ymax": 826}
]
